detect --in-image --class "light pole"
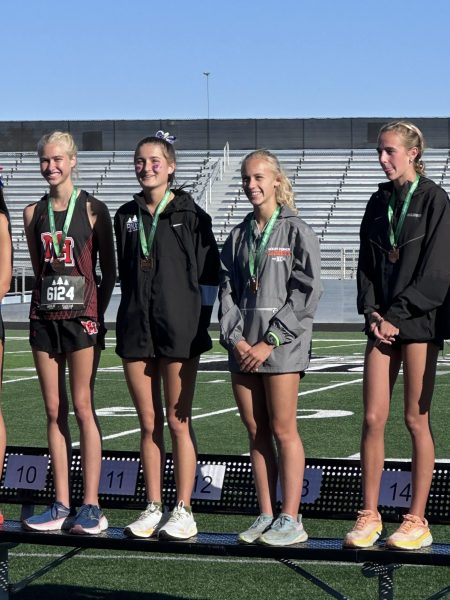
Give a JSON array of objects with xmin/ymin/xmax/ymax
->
[{"xmin": 203, "ymin": 72, "xmax": 210, "ymax": 155}]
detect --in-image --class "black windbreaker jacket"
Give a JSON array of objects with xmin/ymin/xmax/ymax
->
[
  {"xmin": 114, "ymin": 190, "xmax": 220, "ymax": 359},
  {"xmin": 357, "ymin": 176, "xmax": 450, "ymax": 342}
]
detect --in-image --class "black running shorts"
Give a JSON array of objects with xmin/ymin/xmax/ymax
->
[{"xmin": 30, "ymin": 317, "xmax": 100, "ymax": 355}]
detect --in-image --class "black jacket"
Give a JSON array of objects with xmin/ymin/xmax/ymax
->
[
  {"xmin": 357, "ymin": 176, "xmax": 450, "ymax": 342},
  {"xmin": 114, "ymin": 190, "xmax": 220, "ymax": 359}
]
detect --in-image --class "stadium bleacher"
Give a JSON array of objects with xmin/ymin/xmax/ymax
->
[{"xmin": 1, "ymin": 147, "xmax": 449, "ymax": 279}]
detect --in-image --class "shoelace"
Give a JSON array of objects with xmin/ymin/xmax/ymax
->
[
  {"xmin": 77, "ymin": 504, "xmax": 97, "ymax": 519},
  {"xmin": 139, "ymin": 503, "xmax": 159, "ymax": 520},
  {"xmin": 353, "ymin": 510, "xmax": 376, "ymax": 531},
  {"xmin": 397, "ymin": 514, "xmax": 423, "ymax": 533},
  {"xmin": 251, "ymin": 515, "xmax": 271, "ymax": 529},
  {"xmin": 272, "ymin": 515, "xmax": 293, "ymax": 531}
]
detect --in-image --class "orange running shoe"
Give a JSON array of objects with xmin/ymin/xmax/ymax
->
[
  {"xmin": 385, "ymin": 514, "xmax": 432, "ymax": 550},
  {"xmin": 343, "ymin": 509, "xmax": 383, "ymax": 548}
]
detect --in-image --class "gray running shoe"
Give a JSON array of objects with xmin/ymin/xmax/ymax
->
[
  {"xmin": 257, "ymin": 513, "xmax": 308, "ymax": 546},
  {"xmin": 238, "ymin": 514, "xmax": 273, "ymax": 544}
]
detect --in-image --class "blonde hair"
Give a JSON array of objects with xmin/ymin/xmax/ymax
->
[
  {"xmin": 378, "ymin": 120, "xmax": 426, "ymax": 175},
  {"xmin": 241, "ymin": 149, "xmax": 296, "ymax": 211},
  {"xmin": 37, "ymin": 131, "xmax": 78, "ymax": 159}
]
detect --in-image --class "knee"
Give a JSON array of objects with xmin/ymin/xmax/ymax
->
[
  {"xmin": 166, "ymin": 413, "xmax": 189, "ymax": 438},
  {"xmin": 363, "ymin": 410, "xmax": 387, "ymax": 433},
  {"xmin": 271, "ymin": 421, "xmax": 297, "ymax": 446},
  {"xmin": 45, "ymin": 398, "xmax": 68, "ymax": 425},
  {"xmin": 139, "ymin": 413, "xmax": 161, "ymax": 438},
  {"xmin": 404, "ymin": 413, "xmax": 430, "ymax": 437},
  {"xmin": 72, "ymin": 401, "xmax": 95, "ymax": 426}
]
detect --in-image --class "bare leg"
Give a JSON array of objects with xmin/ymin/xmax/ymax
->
[
  {"xmin": 123, "ymin": 359, "xmax": 164, "ymax": 502},
  {"xmin": 402, "ymin": 342, "xmax": 438, "ymax": 518},
  {"xmin": 67, "ymin": 347, "xmax": 102, "ymax": 506},
  {"xmin": 264, "ymin": 373, "xmax": 303, "ymax": 518},
  {"xmin": 33, "ymin": 349, "xmax": 71, "ymax": 507},
  {"xmin": 161, "ymin": 357, "xmax": 199, "ymax": 505},
  {"xmin": 232, "ymin": 373, "xmax": 277, "ymax": 515},
  {"xmin": 360, "ymin": 340, "xmax": 401, "ymax": 512},
  {"xmin": 0, "ymin": 340, "xmax": 6, "ymax": 484}
]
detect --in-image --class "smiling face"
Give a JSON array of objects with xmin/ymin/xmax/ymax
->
[
  {"xmin": 377, "ymin": 131, "xmax": 418, "ymax": 186},
  {"xmin": 241, "ymin": 157, "xmax": 280, "ymax": 211},
  {"xmin": 39, "ymin": 143, "xmax": 76, "ymax": 189},
  {"xmin": 134, "ymin": 143, "xmax": 175, "ymax": 193}
]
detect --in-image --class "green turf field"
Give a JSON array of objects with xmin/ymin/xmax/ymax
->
[{"xmin": 2, "ymin": 330, "xmax": 450, "ymax": 599}]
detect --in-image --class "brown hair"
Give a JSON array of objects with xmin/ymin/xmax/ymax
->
[
  {"xmin": 378, "ymin": 120, "xmax": 426, "ymax": 175},
  {"xmin": 134, "ymin": 136, "xmax": 176, "ymax": 184}
]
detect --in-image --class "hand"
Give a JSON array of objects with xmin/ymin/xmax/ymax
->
[
  {"xmin": 233, "ymin": 339, "xmax": 252, "ymax": 365},
  {"xmin": 238, "ymin": 341, "xmax": 273, "ymax": 373},
  {"xmin": 377, "ymin": 319, "xmax": 399, "ymax": 345}
]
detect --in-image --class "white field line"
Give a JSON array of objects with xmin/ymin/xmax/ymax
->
[
  {"xmin": 298, "ymin": 378, "xmax": 362, "ymax": 397},
  {"xmin": 8, "ymin": 551, "xmax": 433, "ymax": 569},
  {"xmin": 72, "ymin": 406, "xmax": 240, "ymax": 447}
]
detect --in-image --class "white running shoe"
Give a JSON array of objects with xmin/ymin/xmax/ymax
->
[
  {"xmin": 124, "ymin": 502, "xmax": 165, "ymax": 538},
  {"xmin": 158, "ymin": 501, "xmax": 198, "ymax": 540},
  {"xmin": 238, "ymin": 514, "xmax": 273, "ymax": 544}
]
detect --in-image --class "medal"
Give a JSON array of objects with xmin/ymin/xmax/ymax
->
[
  {"xmin": 51, "ymin": 258, "xmax": 66, "ymax": 272},
  {"xmin": 388, "ymin": 247, "xmax": 400, "ymax": 263},
  {"xmin": 138, "ymin": 189, "xmax": 171, "ymax": 272},
  {"xmin": 247, "ymin": 206, "xmax": 281, "ymax": 294},
  {"xmin": 140, "ymin": 257, "xmax": 154, "ymax": 271}
]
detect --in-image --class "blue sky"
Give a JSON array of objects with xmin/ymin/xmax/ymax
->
[{"xmin": 3, "ymin": 0, "xmax": 450, "ymax": 120}]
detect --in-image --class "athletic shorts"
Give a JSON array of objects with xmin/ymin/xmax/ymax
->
[{"xmin": 30, "ymin": 317, "xmax": 102, "ymax": 355}]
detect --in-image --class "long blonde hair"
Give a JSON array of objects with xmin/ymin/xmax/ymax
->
[
  {"xmin": 241, "ymin": 150, "xmax": 296, "ymax": 212},
  {"xmin": 378, "ymin": 121, "xmax": 426, "ymax": 175}
]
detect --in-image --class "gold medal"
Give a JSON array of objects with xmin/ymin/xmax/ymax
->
[
  {"xmin": 51, "ymin": 258, "xmax": 66, "ymax": 272},
  {"xmin": 140, "ymin": 257, "xmax": 154, "ymax": 271},
  {"xmin": 388, "ymin": 247, "xmax": 400, "ymax": 264}
]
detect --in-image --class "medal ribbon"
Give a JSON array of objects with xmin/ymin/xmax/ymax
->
[
  {"xmin": 47, "ymin": 187, "xmax": 78, "ymax": 258},
  {"xmin": 387, "ymin": 175, "xmax": 420, "ymax": 248},
  {"xmin": 138, "ymin": 189, "xmax": 171, "ymax": 258},
  {"xmin": 247, "ymin": 206, "xmax": 281, "ymax": 279}
]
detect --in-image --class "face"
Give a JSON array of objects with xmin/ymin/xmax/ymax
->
[
  {"xmin": 241, "ymin": 157, "xmax": 280, "ymax": 210},
  {"xmin": 134, "ymin": 143, "xmax": 175, "ymax": 192},
  {"xmin": 377, "ymin": 131, "xmax": 418, "ymax": 185},
  {"xmin": 39, "ymin": 143, "xmax": 76, "ymax": 187}
]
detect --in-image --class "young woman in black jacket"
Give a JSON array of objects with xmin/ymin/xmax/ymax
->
[
  {"xmin": 115, "ymin": 132, "xmax": 219, "ymax": 541},
  {"xmin": 344, "ymin": 121, "xmax": 450, "ymax": 550}
]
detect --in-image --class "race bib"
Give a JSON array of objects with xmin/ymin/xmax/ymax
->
[{"xmin": 41, "ymin": 276, "xmax": 85, "ymax": 311}]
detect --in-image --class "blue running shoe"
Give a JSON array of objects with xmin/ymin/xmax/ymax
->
[
  {"xmin": 23, "ymin": 501, "xmax": 71, "ymax": 532},
  {"xmin": 69, "ymin": 504, "xmax": 108, "ymax": 535}
]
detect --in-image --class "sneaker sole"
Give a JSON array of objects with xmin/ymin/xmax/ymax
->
[
  {"xmin": 124, "ymin": 526, "xmax": 156, "ymax": 539},
  {"xmin": 257, "ymin": 531, "xmax": 308, "ymax": 546},
  {"xmin": 343, "ymin": 526, "xmax": 383, "ymax": 549},
  {"xmin": 386, "ymin": 533, "xmax": 433, "ymax": 550},
  {"xmin": 158, "ymin": 526, "xmax": 198, "ymax": 541},
  {"xmin": 22, "ymin": 517, "xmax": 69, "ymax": 532},
  {"xmin": 69, "ymin": 516, "xmax": 108, "ymax": 536},
  {"xmin": 238, "ymin": 534, "xmax": 261, "ymax": 544}
]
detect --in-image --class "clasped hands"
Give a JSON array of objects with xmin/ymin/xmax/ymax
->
[
  {"xmin": 233, "ymin": 339, "xmax": 273, "ymax": 373},
  {"xmin": 369, "ymin": 311, "xmax": 399, "ymax": 345}
]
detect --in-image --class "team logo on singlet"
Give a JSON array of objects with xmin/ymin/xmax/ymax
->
[
  {"xmin": 126, "ymin": 216, "xmax": 139, "ymax": 232},
  {"xmin": 41, "ymin": 232, "xmax": 75, "ymax": 267}
]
